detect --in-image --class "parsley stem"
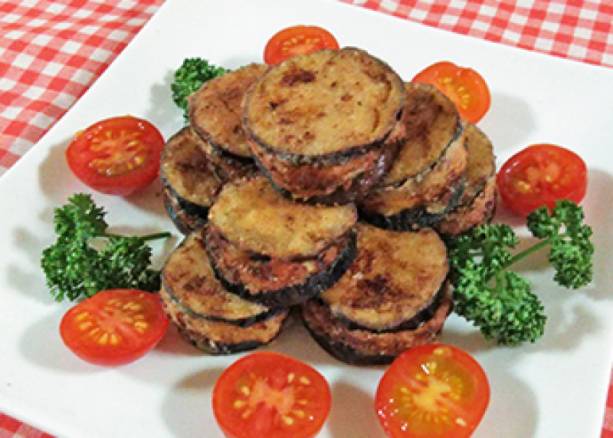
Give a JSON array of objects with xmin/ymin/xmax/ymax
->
[
  {"xmin": 506, "ymin": 238, "xmax": 551, "ymax": 268},
  {"xmin": 103, "ymin": 231, "xmax": 171, "ymax": 241}
]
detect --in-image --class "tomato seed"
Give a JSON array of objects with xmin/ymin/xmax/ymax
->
[
  {"xmin": 233, "ymin": 400, "xmax": 246, "ymax": 409},
  {"xmin": 78, "ymin": 321, "xmax": 93, "ymax": 331}
]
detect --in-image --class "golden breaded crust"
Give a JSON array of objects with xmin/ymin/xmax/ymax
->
[
  {"xmin": 302, "ymin": 282, "xmax": 452, "ymax": 362},
  {"xmin": 383, "ymin": 83, "xmax": 460, "ymax": 185},
  {"xmin": 161, "ymin": 287, "xmax": 288, "ymax": 354},
  {"xmin": 457, "ymin": 123, "xmax": 496, "ymax": 205},
  {"xmin": 360, "ymin": 134, "xmax": 467, "ymax": 217},
  {"xmin": 244, "ymin": 48, "xmax": 405, "ymax": 159},
  {"xmin": 320, "ymin": 224, "xmax": 448, "ymax": 330},
  {"xmin": 437, "ymin": 176, "xmax": 497, "ymax": 236},
  {"xmin": 162, "ymin": 233, "xmax": 269, "ymax": 321},
  {"xmin": 190, "ymin": 63, "xmax": 268, "ymax": 158},
  {"xmin": 160, "ymin": 127, "xmax": 224, "ymax": 206},
  {"xmin": 206, "ymin": 227, "xmax": 347, "ymax": 295},
  {"xmin": 162, "ymin": 185, "xmax": 207, "ymax": 234},
  {"xmin": 208, "ymin": 176, "xmax": 357, "ymax": 259},
  {"xmin": 195, "ymin": 128, "xmax": 258, "ymax": 181}
]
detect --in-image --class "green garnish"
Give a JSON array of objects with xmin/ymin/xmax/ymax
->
[
  {"xmin": 171, "ymin": 57, "xmax": 228, "ymax": 120},
  {"xmin": 41, "ymin": 194, "xmax": 171, "ymax": 302},
  {"xmin": 449, "ymin": 200, "xmax": 594, "ymax": 346}
]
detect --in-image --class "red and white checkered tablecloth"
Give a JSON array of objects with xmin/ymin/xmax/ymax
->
[{"xmin": 0, "ymin": 1, "xmax": 612, "ymax": 437}]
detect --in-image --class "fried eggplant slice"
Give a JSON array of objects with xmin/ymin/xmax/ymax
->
[
  {"xmin": 359, "ymin": 84, "xmax": 468, "ymax": 230},
  {"xmin": 244, "ymin": 48, "xmax": 405, "ymax": 162},
  {"xmin": 206, "ymin": 227, "xmax": 357, "ymax": 307},
  {"xmin": 302, "ymin": 282, "xmax": 453, "ymax": 365},
  {"xmin": 320, "ymin": 224, "xmax": 448, "ymax": 331},
  {"xmin": 190, "ymin": 63, "xmax": 268, "ymax": 159},
  {"xmin": 454, "ymin": 122, "xmax": 496, "ymax": 206},
  {"xmin": 162, "ymin": 233, "xmax": 276, "ymax": 325},
  {"xmin": 160, "ymin": 127, "xmax": 228, "ymax": 233},
  {"xmin": 161, "ymin": 287, "xmax": 288, "ymax": 355},
  {"xmin": 251, "ymin": 123, "xmax": 403, "ymax": 204},
  {"xmin": 437, "ymin": 176, "xmax": 497, "ymax": 236},
  {"xmin": 243, "ymin": 48, "xmax": 405, "ymax": 203},
  {"xmin": 160, "ymin": 233, "xmax": 288, "ymax": 354},
  {"xmin": 360, "ymin": 177, "xmax": 465, "ymax": 230},
  {"xmin": 382, "ymin": 83, "xmax": 461, "ymax": 186},
  {"xmin": 162, "ymin": 184, "xmax": 207, "ymax": 234},
  {"xmin": 436, "ymin": 123, "xmax": 497, "ymax": 236},
  {"xmin": 208, "ymin": 176, "xmax": 357, "ymax": 259}
]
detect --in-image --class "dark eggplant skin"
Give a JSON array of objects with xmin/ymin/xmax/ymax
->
[
  {"xmin": 359, "ymin": 179, "xmax": 465, "ymax": 231},
  {"xmin": 242, "ymin": 48, "xmax": 406, "ymax": 167},
  {"xmin": 319, "ymin": 281, "xmax": 447, "ymax": 333},
  {"xmin": 206, "ymin": 231, "xmax": 358, "ymax": 308},
  {"xmin": 247, "ymin": 127, "xmax": 398, "ymax": 167},
  {"xmin": 255, "ymin": 141, "xmax": 399, "ymax": 206},
  {"xmin": 205, "ymin": 137, "xmax": 256, "ymax": 166},
  {"xmin": 162, "ymin": 185, "xmax": 207, "ymax": 234},
  {"xmin": 302, "ymin": 322, "xmax": 398, "ymax": 365},
  {"xmin": 301, "ymin": 284, "xmax": 453, "ymax": 366},
  {"xmin": 162, "ymin": 282, "xmax": 285, "ymax": 328},
  {"xmin": 176, "ymin": 327, "xmax": 274, "ymax": 355}
]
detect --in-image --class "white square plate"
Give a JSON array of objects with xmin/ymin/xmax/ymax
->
[{"xmin": 1, "ymin": 0, "xmax": 612, "ymax": 437}]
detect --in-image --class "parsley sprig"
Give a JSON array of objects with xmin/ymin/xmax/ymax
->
[
  {"xmin": 41, "ymin": 194, "xmax": 171, "ymax": 302},
  {"xmin": 171, "ymin": 57, "xmax": 228, "ymax": 121},
  {"xmin": 449, "ymin": 200, "xmax": 594, "ymax": 345}
]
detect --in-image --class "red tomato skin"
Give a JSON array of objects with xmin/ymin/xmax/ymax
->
[
  {"xmin": 412, "ymin": 61, "xmax": 490, "ymax": 124},
  {"xmin": 59, "ymin": 289, "xmax": 169, "ymax": 366},
  {"xmin": 212, "ymin": 352, "xmax": 331, "ymax": 438},
  {"xmin": 264, "ymin": 25, "xmax": 339, "ymax": 65},
  {"xmin": 375, "ymin": 344, "xmax": 490, "ymax": 438},
  {"xmin": 65, "ymin": 116, "xmax": 164, "ymax": 196},
  {"xmin": 497, "ymin": 144, "xmax": 587, "ymax": 216}
]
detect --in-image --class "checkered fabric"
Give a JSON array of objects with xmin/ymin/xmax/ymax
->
[
  {"xmin": 343, "ymin": 0, "xmax": 613, "ymax": 67},
  {"xmin": 0, "ymin": 0, "xmax": 163, "ymax": 175},
  {"xmin": 0, "ymin": 1, "xmax": 612, "ymax": 437}
]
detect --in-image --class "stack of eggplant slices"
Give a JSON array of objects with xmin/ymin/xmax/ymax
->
[{"xmin": 159, "ymin": 48, "xmax": 496, "ymax": 365}]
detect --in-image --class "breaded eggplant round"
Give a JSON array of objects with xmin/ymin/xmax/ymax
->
[
  {"xmin": 160, "ymin": 232, "xmax": 287, "ymax": 354},
  {"xmin": 243, "ymin": 48, "xmax": 406, "ymax": 203},
  {"xmin": 208, "ymin": 175, "xmax": 357, "ymax": 259},
  {"xmin": 206, "ymin": 227, "xmax": 357, "ymax": 307},
  {"xmin": 319, "ymin": 224, "xmax": 448, "ymax": 331},
  {"xmin": 359, "ymin": 84, "xmax": 468, "ymax": 230},
  {"xmin": 190, "ymin": 63, "xmax": 268, "ymax": 159},
  {"xmin": 302, "ymin": 282, "xmax": 453, "ymax": 365}
]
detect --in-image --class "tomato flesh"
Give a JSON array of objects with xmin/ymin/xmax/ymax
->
[
  {"xmin": 264, "ymin": 25, "xmax": 340, "ymax": 65},
  {"xmin": 412, "ymin": 61, "xmax": 490, "ymax": 124},
  {"xmin": 66, "ymin": 116, "xmax": 164, "ymax": 196},
  {"xmin": 375, "ymin": 344, "xmax": 490, "ymax": 438},
  {"xmin": 213, "ymin": 352, "xmax": 331, "ymax": 438},
  {"xmin": 497, "ymin": 144, "xmax": 587, "ymax": 216},
  {"xmin": 60, "ymin": 289, "xmax": 169, "ymax": 366}
]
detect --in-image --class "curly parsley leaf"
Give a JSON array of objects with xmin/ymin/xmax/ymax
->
[{"xmin": 41, "ymin": 194, "xmax": 170, "ymax": 302}]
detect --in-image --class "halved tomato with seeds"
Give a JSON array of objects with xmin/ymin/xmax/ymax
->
[
  {"xmin": 66, "ymin": 116, "xmax": 164, "ymax": 196},
  {"xmin": 413, "ymin": 61, "xmax": 490, "ymax": 124},
  {"xmin": 263, "ymin": 25, "xmax": 340, "ymax": 65},
  {"xmin": 375, "ymin": 344, "xmax": 490, "ymax": 438},
  {"xmin": 212, "ymin": 352, "xmax": 331, "ymax": 438},
  {"xmin": 497, "ymin": 144, "xmax": 587, "ymax": 216},
  {"xmin": 59, "ymin": 289, "xmax": 169, "ymax": 366}
]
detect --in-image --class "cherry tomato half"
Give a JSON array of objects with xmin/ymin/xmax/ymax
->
[
  {"xmin": 60, "ymin": 289, "xmax": 169, "ymax": 366},
  {"xmin": 497, "ymin": 144, "xmax": 587, "ymax": 216},
  {"xmin": 412, "ymin": 61, "xmax": 491, "ymax": 124},
  {"xmin": 264, "ymin": 25, "xmax": 340, "ymax": 65},
  {"xmin": 212, "ymin": 352, "xmax": 331, "ymax": 438},
  {"xmin": 375, "ymin": 344, "xmax": 490, "ymax": 438},
  {"xmin": 66, "ymin": 116, "xmax": 164, "ymax": 196}
]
